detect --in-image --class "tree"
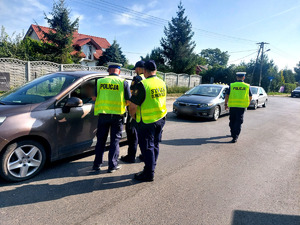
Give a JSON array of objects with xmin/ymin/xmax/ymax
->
[
  {"xmin": 294, "ymin": 62, "xmax": 300, "ymax": 82},
  {"xmin": 282, "ymin": 69, "xmax": 295, "ymax": 83},
  {"xmin": 141, "ymin": 47, "xmax": 169, "ymax": 72},
  {"xmin": 160, "ymin": 1, "xmax": 196, "ymax": 74},
  {"xmin": 200, "ymin": 48, "xmax": 229, "ymax": 67},
  {"xmin": 98, "ymin": 40, "xmax": 127, "ymax": 66},
  {"xmin": 41, "ymin": 0, "xmax": 79, "ymax": 64}
]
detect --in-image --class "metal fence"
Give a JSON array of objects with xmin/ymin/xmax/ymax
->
[{"xmin": 0, "ymin": 58, "xmax": 202, "ymax": 88}]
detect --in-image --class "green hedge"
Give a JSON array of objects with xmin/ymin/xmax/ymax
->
[
  {"xmin": 167, "ymin": 86, "xmax": 191, "ymax": 94},
  {"xmin": 283, "ymin": 83, "xmax": 297, "ymax": 93}
]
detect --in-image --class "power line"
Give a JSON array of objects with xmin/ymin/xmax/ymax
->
[
  {"xmin": 228, "ymin": 49, "xmax": 258, "ymax": 53},
  {"xmin": 228, "ymin": 51, "xmax": 258, "ymax": 63},
  {"xmin": 71, "ymin": 0, "xmax": 259, "ymax": 45},
  {"xmin": 270, "ymin": 44, "xmax": 298, "ymax": 60}
]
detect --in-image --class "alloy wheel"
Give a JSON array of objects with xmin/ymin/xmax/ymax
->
[{"xmin": 7, "ymin": 145, "xmax": 43, "ymax": 178}]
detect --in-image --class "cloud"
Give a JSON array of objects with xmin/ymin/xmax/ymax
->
[
  {"xmin": 71, "ymin": 11, "xmax": 85, "ymax": 22},
  {"xmin": 0, "ymin": 0, "xmax": 48, "ymax": 35},
  {"xmin": 236, "ymin": 4, "xmax": 300, "ymax": 31},
  {"xmin": 131, "ymin": 4, "xmax": 145, "ymax": 12},
  {"xmin": 97, "ymin": 14, "xmax": 103, "ymax": 21},
  {"xmin": 113, "ymin": 2, "xmax": 164, "ymax": 27},
  {"xmin": 114, "ymin": 13, "xmax": 147, "ymax": 27},
  {"xmin": 147, "ymin": 0, "xmax": 159, "ymax": 8}
]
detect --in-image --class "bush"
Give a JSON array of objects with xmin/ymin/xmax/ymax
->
[
  {"xmin": 167, "ymin": 86, "xmax": 191, "ymax": 94},
  {"xmin": 283, "ymin": 83, "xmax": 297, "ymax": 93}
]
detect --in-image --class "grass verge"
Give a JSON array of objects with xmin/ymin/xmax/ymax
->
[{"xmin": 268, "ymin": 92, "xmax": 290, "ymax": 96}]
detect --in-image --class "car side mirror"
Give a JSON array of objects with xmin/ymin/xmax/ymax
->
[{"xmin": 62, "ymin": 97, "xmax": 83, "ymax": 113}]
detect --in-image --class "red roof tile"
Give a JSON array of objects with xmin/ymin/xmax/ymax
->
[
  {"xmin": 93, "ymin": 49, "xmax": 103, "ymax": 60},
  {"xmin": 71, "ymin": 50, "xmax": 86, "ymax": 58},
  {"xmin": 29, "ymin": 24, "xmax": 110, "ymax": 49}
]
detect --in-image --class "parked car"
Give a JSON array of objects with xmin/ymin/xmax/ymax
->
[
  {"xmin": 0, "ymin": 71, "xmax": 131, "ymax": 182},
  {"xmin": 173, "ymin": 84, "xmax": 229, "ymax": 121},
  {"xmin": 291, "ymin": 87, "xmax": 300, "ymax": 97},
  {"xmin": 248, "ymin": 86, "xmax": 268, "ymax": 109}
]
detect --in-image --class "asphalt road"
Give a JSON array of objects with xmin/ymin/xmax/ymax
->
[{"xmin": 0, "ymin": 96, "xmax": 299, "ymax": 225}]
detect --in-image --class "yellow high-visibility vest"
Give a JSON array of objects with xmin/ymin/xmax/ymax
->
[
  {"xmin": 136, "ymin": 76, "xmax": 167, "ymax": 124},
  {"xmin": 94, "ymin": 76, "xmax": 126, "ymax": 115},
  {"xmin": 228, "ymin": 82, "xmax": 250, "ymax": 108}
]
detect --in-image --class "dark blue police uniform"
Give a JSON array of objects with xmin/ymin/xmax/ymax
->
[
  {"xmin": 123, "ymin": 75, "xmax": 144, "ymax": 162},
  {"xmin": 130, "ymin": 75, "xmax": 166, "ymax": 181},
  {"xmin": 93, "ymin": 73, "xmax": 131, "ymax": 172},
  {"xmin": 226, "ymin": 81, "xmax": 252, "ymax": 141}
]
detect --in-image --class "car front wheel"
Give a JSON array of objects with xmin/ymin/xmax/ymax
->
[
  {"xmin": 212, "ymin": 106, "xmax": 220, "ymax": 121},
  {"xmin": 262, "ymin": 100, "xmax": 267, "ymax": 107},
  {"xmin": 0, "ymin": 140, "xmax": 46, "ymax": 182},
  {"xmin": 253, "ymin": 101, "xmax": 258, "ymax": 110}
]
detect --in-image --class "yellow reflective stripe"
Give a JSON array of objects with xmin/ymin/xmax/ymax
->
[
  {"xmin": 141, "ymin": 112, "xmax": 167, "ymax": 121},
  {"xmin": 97, "ymin": 100, "xmax": 125, "ymax": 105},
  {"xmin": 95, "ymin": 105, "xmax": 125, "ymax": 110},
  {"xmin": 142, "ymin": 107, "xmax": 166, "ymax": 113}
]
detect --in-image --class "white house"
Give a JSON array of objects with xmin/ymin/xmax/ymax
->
[{"xmin": 25, "ymin": 24, "xmax": 111, "ymax": 66}]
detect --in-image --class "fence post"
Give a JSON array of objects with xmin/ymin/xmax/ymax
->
[
  {"xmin": 177, "ymin": 74, "xmax": 180, "ymax": 86},
  {"xmin": 88, "ymin": 66, "xmax": 91, "ymax": 71},
  {"xmin": 60, "ymin": 64, "xmax": 64, "ymax": 71},
  {"xmin": 26, "ymin": 61, "xmax": 31, "ymax": 82},
  {"xmin": 199, "ymin": 76, "xmax": 202, "ymax": 85},
  {"xmin": 163, "ymin": 73, "xmax": 166, "ymax": 81},
  {"xmin": 188, "ymin": 75, "xmax": 191, "ymax": 88}
]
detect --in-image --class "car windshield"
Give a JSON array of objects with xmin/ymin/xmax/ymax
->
[
  {"xmin": 185, "ymin": 86, "xmax": 222, "ymax": 97},
  {"xmin": 250, "ymin": 87, "xmax": 258, "ymax": 94},
  {"xmin": 295, "ymin": 87, "xmax": 300, "ymax": 90},
  {"xmin": 0, "ymin": 73, "xmax": 78, "ymax": 105}
]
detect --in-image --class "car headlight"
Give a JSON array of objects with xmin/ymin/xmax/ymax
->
[
  {"xmin": 174, "ymin": 100, "xmax": 179, "ymax": 105},
  {"xmin": 198, "ymin": 103, "xmax": 213, "ymax": 108},
  {"xmin": 0, "ymin": 117, "xmax": 6, "ymax": 125}
]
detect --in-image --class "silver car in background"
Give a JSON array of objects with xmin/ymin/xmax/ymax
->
[{"xmin": 249, "ymin": 86, "xmax": 268, "ymax": 109}]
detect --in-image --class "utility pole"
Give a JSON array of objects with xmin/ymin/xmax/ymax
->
[{"xmin": 252, "ymin": 42, "xmax": 269, "ymax": 86}]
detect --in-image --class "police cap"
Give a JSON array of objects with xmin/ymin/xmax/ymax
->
[
  {"xmin": 144, "ymin": 60, "xmax": 157, "ymax": 71},
  {"xmin": 108, "ymin": 62, "xmax": 122, "ymax": 69},
  {"xmin": 133, "ymin": 61, "xmax": 145, "ymax": 70},
  {"xmin": 236, "ymin": 72, "xmax": 246, "ymax": 77}
]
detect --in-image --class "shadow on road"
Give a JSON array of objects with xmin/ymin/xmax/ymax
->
[
  {"xmin": 166, "ymin": 112, "xmax": 227, "ymax": 123},
  {"xmin": 0, "ymin": 173, "xmax": 138, "ymax": 208},
  {"xmin": 231, "ymin": 210, "xmax": 300, "ymax": 225},
  {"xmin": 162, "ymin": 135, "xmax": 230, "ymax": 146},
  {"xmin": 0, "ymin": 140, "xmax": 134, "ymax": 185}
]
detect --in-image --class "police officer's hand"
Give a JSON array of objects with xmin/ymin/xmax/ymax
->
[{"xmin": 225, "ymin": 105, "xmax": 229, "ymax": 110}]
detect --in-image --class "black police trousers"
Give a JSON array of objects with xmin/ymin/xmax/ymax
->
[
  {"xmin": 229, "ymin": 107, "xmax": 245, "ymax": 140},
  {"xmin": 137, "ymin": 118, "xmax": 165, "ymax": 177},
  {"xmin": 125, "ymin": 116, "xmax": 139, "ymax": 160},
  {"xmin": 93, "ymin": 114, "xmax": 123, "ymax": 169}
]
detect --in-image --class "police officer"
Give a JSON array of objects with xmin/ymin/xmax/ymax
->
[
  {"xmin": 120, "ymin": 61, "xmax": 145, "ymax": 163},
  {"xmin": 93, "ymin": 62, "xmax": 131, "ymax": 172},
  {"xmin": 129, "ymin": 60, "xmax": 167, "ymax": 182},
  {"xmin": 225, "ymin": 72, "xmax": 252, "ymax": 143}
]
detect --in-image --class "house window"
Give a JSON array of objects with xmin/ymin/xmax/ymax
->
[{"xmin": 86, "ymin": 44, "xmax": 93, "ymax": 60}]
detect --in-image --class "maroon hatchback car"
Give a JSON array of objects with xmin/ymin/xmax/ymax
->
[{"xmin": 0, "ymin": 71, "xmax": 131, "ymax": 182}]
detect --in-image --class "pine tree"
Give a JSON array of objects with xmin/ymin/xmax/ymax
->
[
  {"xmin": 160, "ymin": 1, "xmax": 196, "ymax": 74},
  {"xmin": 41, "ymin": 0, "xmax": 79, "ymax": 64},
  {"xmin": 141, "ymin": 47, "xmax": 169, "ymax": 72},
  {"xmin": 98, "ymin": 40, "xmax": 127, "ymax": 66}
]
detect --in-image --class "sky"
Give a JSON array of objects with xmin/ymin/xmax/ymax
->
[{"xmin": 0, "ymin": 0, "xmax": 299, "ymax": 71}]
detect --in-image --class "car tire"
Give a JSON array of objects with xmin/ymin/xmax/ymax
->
[
  {"xmin": 0, "ymin": 140, "xmax": 46, "ymax": 182},
  {"xmin": 262, "ymin": 100, "xmax": 267, "ymax": 107},
  {"xmin": 253, "ymin": 101, "xmax": 258, "ymax": 110},
  {"xmin": 212, "ymin": 106, "xmax": 220, "ymax": 121}
]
